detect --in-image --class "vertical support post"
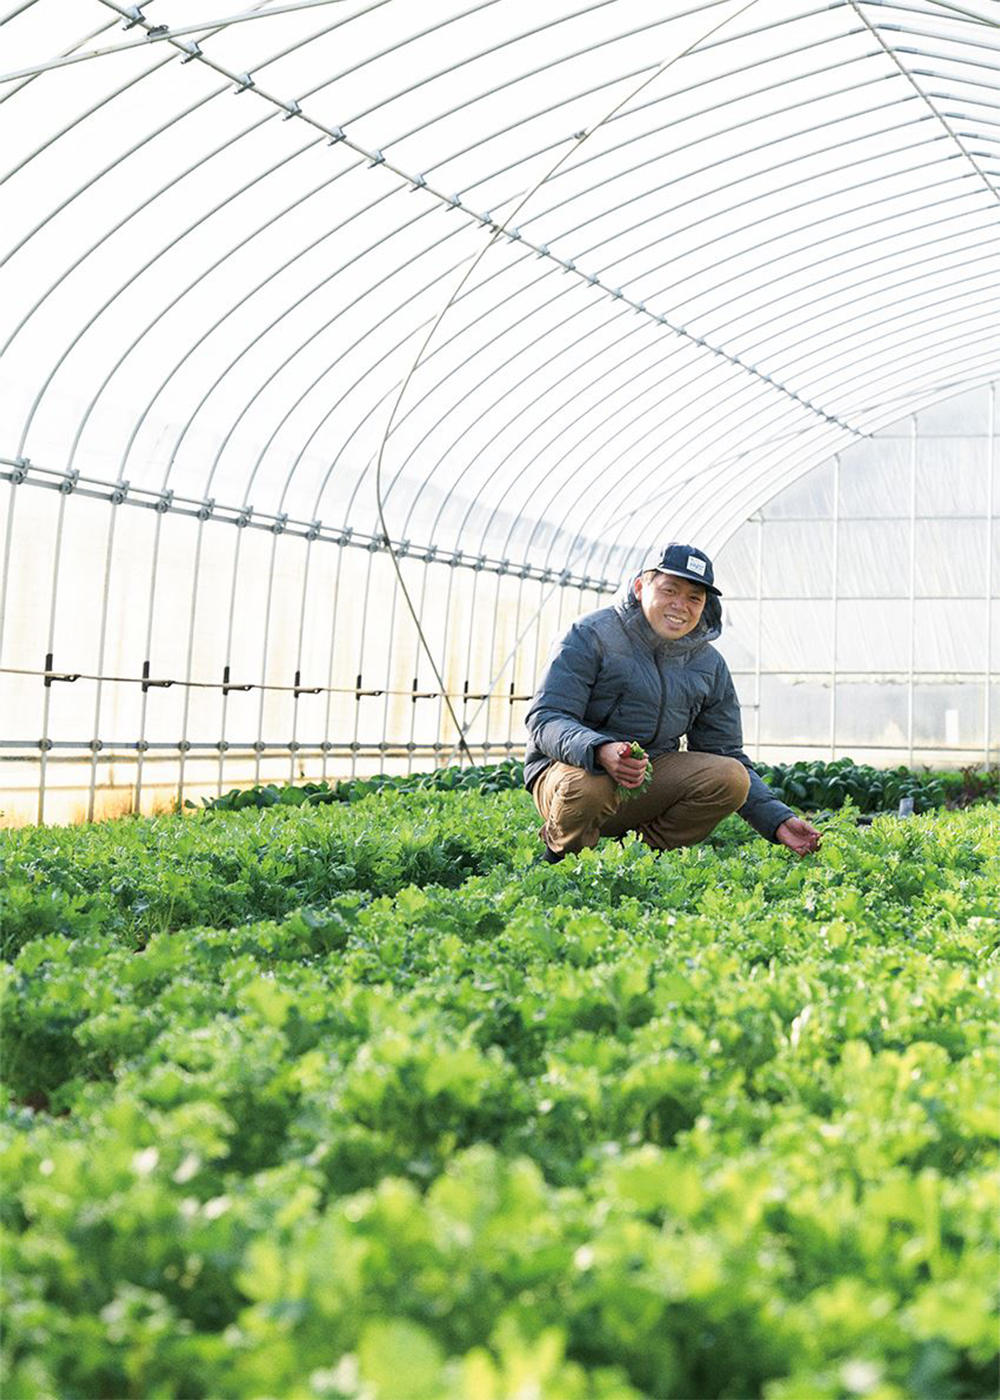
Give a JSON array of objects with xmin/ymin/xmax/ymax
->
[
  {"xmin": 556, "ymin": 577, "xmax": 569, "ymax": 636},
  {"xmin": 321, "ymin": 540, "xmax": 346, "ymax": 784},
  {"xmin": 351, "ymin": 549, "xmax": 376, "ymax": 779},
  {"xmin": 0, "ymin": 482, "xmax": 17, "ymax": 667},
  {"xmin": 986, "ymin": 382, "xmax": 996, "ymax": 765},
  {"xmin": 406, "ymin": 559, "xmax": 432, "ymax": 775},
  {"xmin": 528, "ymin": 577, "xmax": 546, "ymax": 722},
  {"xmin": 907, "ymin": 414, "xmax": 917, "ymax": 767},
  {"xmin": 86, "ymin": 503, "xmax": 119, "ymax": 822},
  {"xmin": 482, "ymin": 571, "xmax": 503, "ymax": 765},
  {"xmin": 506, "ymin": 573, "xmax": 527, "ymax": 753},
  {"xmin": 253, "ymin": 533, "xmax": 281, "ymax": 788},
  {"xmin": 461, "ymin": 569, "xmax": 480, "ymax": 764},
  {"xmin": 135, "ymin": 510, "xmax": 164, "ymax": 816},
  {"xmin": 0, "ymin": 481, "xmax": 19, "ymax": 821},
  {"xmin": 38, "ymin": 494, "xmax": 68, "ymax": 826},
  {"xmin": 177, "ymin": 519, "xmax": 207, "ymax": 810},
  {"xmin": 379, "ymin": 560, "xmax": 402, "ymax": 775},
  {"xmin": 754, "ymin": 514, "xmax": 763, "ymax": 764},
  {"xmin": 290, "ymin": 536, "xmax": 315, "ymax": 784},
  {"xmin": 830, "ymin": 454, "xmax": 840, "ymax": 761},
  {"xmin": 435, "ymin": 563, "xmax": 457, "ymax": 769},
  {"xmin": 217, "ymin": 525, "xmax": 244, "ymax": 798}
]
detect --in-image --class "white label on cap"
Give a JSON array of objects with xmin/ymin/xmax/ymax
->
[{"xmin": 686, "ymin": 555, "xmax": 706, "ymax": 576}]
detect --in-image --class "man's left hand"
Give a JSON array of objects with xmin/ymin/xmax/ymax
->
[{"xmin": 775, "ymin": 817, "xmax": 821, "ymax": 856}]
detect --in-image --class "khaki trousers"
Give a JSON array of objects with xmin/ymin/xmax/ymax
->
[{"xmin": 532, "ymin": 750, "xmax": 751, "ymax": 854}]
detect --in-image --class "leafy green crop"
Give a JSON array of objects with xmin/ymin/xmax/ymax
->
[
  {"xmin": 190, "ymin": 757, "xmax": 998, "ymax": 819},
  {"xmin": 614, "ymin": 742, "xmax": 654, "ymax": 802},
  {"xmin": 757, "ymin": 758, "xmax": 998, "ymax": 816},
  {"xmin": 194, "ymin": 757, "xmax": 526, "ymax": 812},
  {"xmin": 1, "ymin": 794, "xmax": 998, "ymax": 1400}
]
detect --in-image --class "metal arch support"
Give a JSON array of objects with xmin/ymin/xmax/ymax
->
[
  {"xmin": 530, "ymin": 367, "xmax": 779, "ymax": 568},
  {"xmin": 653, "ymin": 345, "xmax": 1000, "ymax": 551},
  {"xmin": 538, "ymin": 375, "xmax": 806, "ymax": 582},
  {"xmin": 699, "ymin": 357, "xmax": 1000, "ymax": 552},
  {"xmin": 1, "ymin": 53, "xmax": 175, "ymax": 188},
  {"xmin": 155, "ymin": 6, "xmax": 834, "ymax": 498},
  {"xmin": 269, "ymin": 234, "xmax": 488, "ymax": 513},
  {"xmin": 10, "ymin": 2, "xmax": 882, "ymax": 489},
  {"xmin": 605, "ymin": 314, "xmax": 998, "ymax": 565},
  {"xmin": 401, "ymin": 290, "xmax": 641, "ymax": 543},
  {"xmin": 115, "ymin": 155, "xmax": 387, "ymax": 485},
  {"xmin": 343, "ymin": 123, "xmax": 952, "ymax": 512},
  {"xmin": 0, "ymin": 0, "xmax": 165, "ymax": 112},
  {"xmin": 590, "ymin": 147, "xmax": 971, "ymax": 304},
  {"xmin": 199, "ymin": 195, "xmax": 453, "ymax": 502},
  {"xmin": 463, "ymin": 326, "xmax": 708, "ymax": 560},
  {"xmin": 259, "ymin": 25, "xmax": 890, "ymax": 510},
  {"xmin": 796, "ymin": 312, "xmax": 1000, "ymax": 408},
  {"xmin": 639, "ymin": 350, "xmax": 999, "ymax": 556},
  {"xmin": 10, "ymin": 0, "xmax": 499, "ymax": 448},
  {"xmin": 380, "ymin": 172, "xmax": 991, "ymax": 543},
  {"xmin": 14, "ymin": 116, "xmax": 321, "ymax": 456},
  {"xmin": 0, "ymin": 1, "xmax": 383, "ymax": 84},
  {"xmin": 389, "ymin": 273, "xmax": 600, "ymax": 531},
  {"xmin": 851, "ymin": 0, "xmax": 1000, "ymax": 201},
  {"xmin": 684, "ymin": 214, "xmax": 1000, "ymax": 345},
  {"xmin": 412, "ymin": 324, "xmax": 775, "ymax": 566},
  {"xmin": 403, "ymin": 246, "xmax": 980, "ymax": 568},
  {"xmin": 294, "ymin": 245, "xmax": 545, "ymax": 521},
  {"xmin": 377, "ymin": 78, "xmax": 938, "ymax": 520},
  {"xmin": 4, "ymin": 103, "xmax": 297, "ymax": 361},
  {"xmin": 764, "ymin": 274, "xmax": 1000, "ymax": 385},
  {"xmin": 44, "ymin": 22, "xmax": 671, "ymax": 490},
  {"xmin": 3, "ymin": 2, "xmax": 952, "ymax": 512}
]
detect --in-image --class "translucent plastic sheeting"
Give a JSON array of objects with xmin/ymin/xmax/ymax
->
[
  {"xmin": 2, "ymin": 0, "xmax": 998, "ymax": 582},
  {"xmin": 1, "ymin": 0, "xmax": 998, "ymax": 823},
  {"xmin": 713, "ymin": 380, "xmax": 999, "ymax": 770}
]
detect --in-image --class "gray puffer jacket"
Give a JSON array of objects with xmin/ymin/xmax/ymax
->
[{"xmin": 524, "ymin": 582, "xmax": 794, "ymax": 841}]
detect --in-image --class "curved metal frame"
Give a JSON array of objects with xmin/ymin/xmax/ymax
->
[{"xmin": 2, "ymin": 0, "xmax": 998, "ymax": 812}]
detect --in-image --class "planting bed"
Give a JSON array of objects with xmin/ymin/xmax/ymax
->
[{"xmin": 1, "ymin": 790, "xmax": 998, "ymax": 1399}]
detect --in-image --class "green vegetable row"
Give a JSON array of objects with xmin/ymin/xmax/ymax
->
[
  {"xmin": 192, "ymin": 758, "xmax": 998, "ymax": 817},
  {"xmin": 2, "ymin": 794, "xmax": 998, "ymax": 1399}
]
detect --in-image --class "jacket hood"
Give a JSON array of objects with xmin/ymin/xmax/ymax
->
[{"xmin": 613, "ymin": 574, "xmax": 722, "ymax": 656}]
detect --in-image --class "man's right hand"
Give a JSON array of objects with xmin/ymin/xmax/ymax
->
[{"xmin": 597, "ymin": 741, "xmax": 649, "ymax": 789}]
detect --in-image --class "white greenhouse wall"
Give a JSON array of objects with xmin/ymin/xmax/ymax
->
[
  {"xmin": 2, "ymin": 380, "xmax": 996, "ymax": 826},
  {"xmin": 713, "ymin": 381, "xmax": 999, "ymax": 769}
]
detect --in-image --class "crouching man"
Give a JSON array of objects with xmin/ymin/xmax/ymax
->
[{"xmin": 525, "ymin": 543, "xmax": 821, "ymax": 862}]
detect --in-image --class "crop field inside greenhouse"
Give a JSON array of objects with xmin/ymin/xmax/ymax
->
[
  {"xmin": 2, "ymin": 787, "xmax": 998, "ymax": 1400},
  {"xmin": 2, "ymin": 0, "xmax": 999, "ymax": 1395}
]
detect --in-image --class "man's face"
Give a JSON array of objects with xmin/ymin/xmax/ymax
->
[{"xmin": 634, "ymin": 570, "xmax": 707, "ymax": 641}]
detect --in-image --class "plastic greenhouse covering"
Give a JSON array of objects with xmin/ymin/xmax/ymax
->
[{"xmin": 0, "ymin": 0, "xmax": 997, "ymax": 823}]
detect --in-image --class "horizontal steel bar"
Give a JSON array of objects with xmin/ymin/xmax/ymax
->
[
  {"xmin": 0, "ymin": 0, "xmax": 364, "ymax": 84},
  {"xmin": 724, "ymin": 593, "xmax": 997, "ymax": 601},
  {"xmin": 0, "ymin": 664, "xmax": 537, "ymax": 701},
  {"xmin": 733, "ymin": 514, "xmax": 995, "ymax": 524},
  {"xmin": 0, "ymin": 458, "xmax": 618, "ymax": 591},
  {"xmin": 0, "ymin": 740, "xmax": 525, "ymax": 757}
]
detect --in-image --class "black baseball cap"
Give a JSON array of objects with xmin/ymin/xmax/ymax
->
[{"xmin": 645, "ymin": 542, "xmax": 721, "ymax": 597}]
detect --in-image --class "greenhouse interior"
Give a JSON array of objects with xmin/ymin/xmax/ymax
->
[{"xmin": 1, "ymin": 1, "xmax": 998, "ymax": 1398}]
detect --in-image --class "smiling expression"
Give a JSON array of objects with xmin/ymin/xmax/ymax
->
[{"xmin": 634, "ymin": 570, "xmax": 707, "ymax": 641}]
